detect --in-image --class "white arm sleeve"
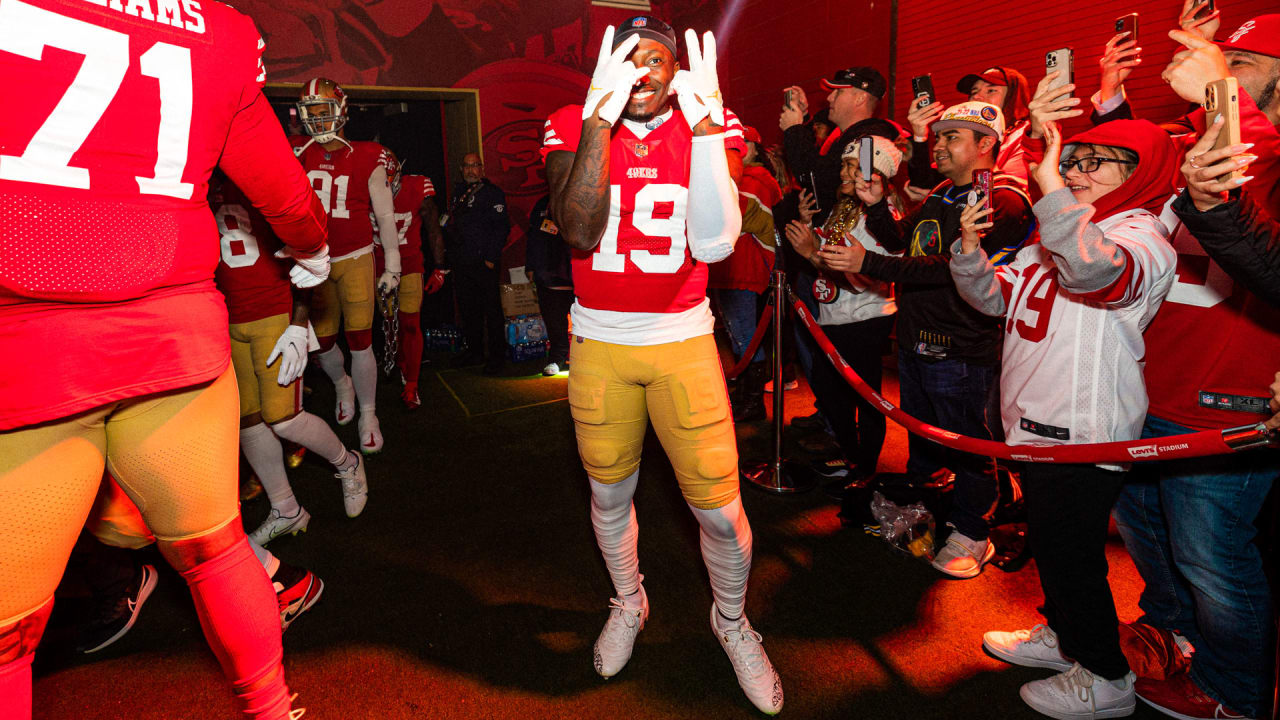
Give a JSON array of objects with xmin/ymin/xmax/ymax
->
[
  {"xmin": 369, "ymin": 165, "xmax": 401, "ymax": 273},
  {"xmin": 685, "ymin": 133, "xmax": 740, "ymax": 263}
]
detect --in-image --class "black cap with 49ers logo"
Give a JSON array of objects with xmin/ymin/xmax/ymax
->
[{"xmin": 613, "ymin": 16, "xmax": 678, "ymax": 57}]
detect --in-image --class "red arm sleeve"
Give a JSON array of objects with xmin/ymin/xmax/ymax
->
[{"xmin": 217, "ymin": 23, "xmax": 326, "ymax": 256}]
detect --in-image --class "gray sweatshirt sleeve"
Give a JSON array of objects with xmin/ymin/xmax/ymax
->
[
  {"xmin": 1034, "ymin": 187, "xmax": 1127, "ymax": 294},
  {"xmin": 948, "ymin": 239, "xmax": 1007, "ymax": 317}
]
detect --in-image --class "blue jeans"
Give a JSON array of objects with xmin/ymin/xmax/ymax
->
[
  {"xmin": 713, "ymin": 288, "xmax": 765, "ymax": 364},
  {"xmin": 896, "ymin": 349, "xmax": 999, "ymax": 541},
  {"xmin": 1113, "ymin": 414, "xmax": 1276, "ymax": 716},
  {"xmin": 791, "ymin": 271, "xmax": 820, "ymax": 380}
]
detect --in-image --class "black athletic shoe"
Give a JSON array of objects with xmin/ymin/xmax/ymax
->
[{"xmin": 80, "ymin": 563, "xmax": 158, "ymax": 654}]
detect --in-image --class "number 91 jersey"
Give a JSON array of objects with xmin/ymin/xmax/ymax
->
[
  {"xmin": 540, "ymin": 104, "xmax": 745, "ymax": 345},
  {"xmin": 290, "ymin": 136, "xmax": 392, "ymax": 259}
]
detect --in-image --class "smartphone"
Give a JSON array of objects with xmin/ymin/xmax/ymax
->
[
  {"xmin": 805, "ymin": 171, "xmax": 820, "ymax": 213},
  {"xmin": 971, "ymin": 169, "xmax": 993, "ymax": 215},
  {"xmin": 1190, "ymin": 0, "xmax": 1215, "ymax": 21},
  {"xmin": 858, "ymin": 136, "xmax": 875, "ymax": 183},
  {"xmin": 1114, "ymin": 13, "xmax": 1138, "ymax": 44},
  {"xmin": 1204, "ymin": 77, "xmax": 1242, "ymax": 181},
  {"xmin": 911, "ymin": 74, "xmax": 935, "ymax": 110},
  {"xmin": 784, "ymin": 88, "xmax": 794, "ymax": 110},
  {"xmin": 1045, "ymin": 48, "xmax": 1074, "ymax": 95}
]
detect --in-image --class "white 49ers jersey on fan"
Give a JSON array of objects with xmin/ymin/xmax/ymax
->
[
  {"xmin": 993, "ymin": 209, "xmax": 1176, "ymax": 457},
  {"xmin": 541, "ymin": 104, "xmax": 745, "ymax": 345}
]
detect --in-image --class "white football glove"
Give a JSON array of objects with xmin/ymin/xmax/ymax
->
[
  {"xmin": 267, "ymin": 324, "xmax": 310, "ymax": 386},
  {"xmin": 275, "ymin": 245, "xmax": 330, "ymax": 289},
  {"xmin": 670, "ymin": 29, "xmax": 725, "ymax": 130},
  {"xmin": 583, "ymin": 26, "xmax": 652, "ymax": 126},
  {"xmin": 377, "ymin": 270, "xmax": 401, "ymax": 294}
]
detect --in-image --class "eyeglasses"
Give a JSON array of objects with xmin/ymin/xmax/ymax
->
[
  {"xmin": 1058, "ymin": 156, "xmax": 1136, "ymax": 175},
  {"xmin": 462, "ymin": 162, "xmax": 483, "ymax": 168}
]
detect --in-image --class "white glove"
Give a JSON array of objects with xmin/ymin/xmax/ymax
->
[
  {"xmin": 267, "ymin": 324, "xmax": 309, "ymax": 386},
  {"xmin": 275, "ymin": 245, "xmax": 330, "ymax": 288},
  {"xmin": 670, "ymin": 29, "xmax": 724, "ymax": 130},
  {"xmin": 377, "ymin": 270, "xmax": 401, "ymax": 294},
  {"xmin": 583, "ymin": 26, "xmax": 651, "ymax": 126}
]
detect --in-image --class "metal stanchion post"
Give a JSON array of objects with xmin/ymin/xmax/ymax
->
[{"xmin": 743, "ymin": 270, "xmax": 815, "ymax": 494}]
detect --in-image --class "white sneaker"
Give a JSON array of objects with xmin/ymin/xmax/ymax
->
[
  {"xmin": 334, "ymin": 375, "xmax": 356, "ymax": 426},
  {"xmin": 1020, "ymin": 663, "xmax": 1135, "ymax": 719},
  {"xmin": 593, "ymin": 584, "xmax": 648, "ymax": 679},
  {"xmin": 358, "ymin": 413, "xmax": 383, "ymax": 455},
  {"xmin": 542, "ymin": 362, "xmax": 560, "ymax": 376},
  {"xmin": 335, "ymin": 452, "xmax": 367, "ymax": 517},
  {"xmin": 984, "ymin": 624, "xmax": 1073, "ymax": 671},
  {"xmin": 931, "ymin": 529, "xmax": 996, "ymax": 578},
  {"xmin": 250, "ymin": 507, "xmax": 311, "ymax": 546},
  {"xmin": 712, "ymin": 606, "xmax": 784, "ymax": 715}
]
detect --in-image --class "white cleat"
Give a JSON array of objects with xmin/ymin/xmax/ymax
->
[
  {"xmin": 250, "ymin": 507, "xmax": 311, "ymax": 546},
  {"xmin": 335, "ymin": 452, "xmax": 368, "ymax": 518},
  {"xmin": 334, "ymin": 375, "xmax": 356, "ymax": 425},
  {"xmin": 712, "ymin": 606, "xmax": 784, "ymax": 715},
  {"xmin": 358, "ymin": 413, "xmax": 383, "ymax": 455},
  {"xmin": 593, "ymin": 583, "xmax": 648, "ymax": 679}
]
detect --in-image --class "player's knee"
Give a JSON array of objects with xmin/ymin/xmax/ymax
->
[
  {"xmin": 346, "ymin": 329, "xmax": 373, "ymax": 351},
  {"xmin": 398, "ymin": 311, "xmax": 421, "ymax": 332},
  {"xmin": 315, "ymin": 335, "xmax": 338, "ymax": 353},
  {"xmin": 157, "ymin": 518, "xmax": 244, "ymax": 574},
  {"xmin": 239, "ymin": 412, "xmax": 263, "ymax": 429},
  {"xmin": 260, "ymin": 406, "xmax": 297, "ymax": 426}
]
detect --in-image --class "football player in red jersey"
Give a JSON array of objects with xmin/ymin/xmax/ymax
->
[
  {"xmin": 541, "ymin": 17, "xmax": 782, "ymax": 714},
  {"xmin": 0, "ymin": 0, "xmax": 327, "ymax": 716},
  {"xmin": 373, "ymin": 152, "xmax": 447, "ymax": 409},
  {"xmin": 292, "ymin": 77, "xmax": 402, "ymax": 453},
  {"xmin": 211, "ymin": 174, "xmax": 370, "ymax": 543}
]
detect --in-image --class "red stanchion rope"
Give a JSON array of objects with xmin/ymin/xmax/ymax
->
[
  {"xmin": 723, "ymin": 288, "xmax": 775, "ymax": 381},
  {"xmin": 790, "ymin": 293, "xmax": 1273, "ymax": 463}
]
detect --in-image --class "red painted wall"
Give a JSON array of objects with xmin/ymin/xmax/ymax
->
[{"xmin": 717, "ymin": 0, "xmax": 894, "ymax": 144}]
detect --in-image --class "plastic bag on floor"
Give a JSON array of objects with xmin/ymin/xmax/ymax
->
[{"xmin": 870, "ymin": 491, "xmax": 935, "ymax": 560}]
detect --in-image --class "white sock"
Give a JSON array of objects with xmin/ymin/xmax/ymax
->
[
  {"xmin": 314, "ymin": 345, "xmax": 348, "ymax": 385},
  {"xmin": 272, "ymin": 411, "xmax": 351, "ymax": 468},
  {"xmin": 247, "ymin": 536, "xmax": 280, "ymax": 578},
  {"xmin": 589, "ymin": 472, "xmax": 642, "ymax": 599},
  {"xmin": 689, "ymin": 495, "xmax": 752, "ymax": 622},
  {"xmin": 239, "ymin": 422, "xmax": 299, "ymax": 516},
  {"xmin": 350, "ymin": 347, "xmax": 378, "ymax": 414}
]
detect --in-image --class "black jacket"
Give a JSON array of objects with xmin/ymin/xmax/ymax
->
[
  {"xmin": 445, "ymin": 178, "xmax": 509, "ymax": 268},
  {"xmin": 524, "ymin": 195, "xmax": 572, "ymax": 288},
  {"xmin": 1173, "ymin": 188, "xmax": 1280, "ymax": 308},
  {"xmin": 782, "ymin": 117, "xmax": 900, "ymax": 225},
  {"xmin": 862, "ymin": 176, "xmax": 1035, "ymax": 365}
]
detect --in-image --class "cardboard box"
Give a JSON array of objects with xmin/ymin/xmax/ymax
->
[{"xmin": 500, "ymin": 282, "xmax": 541, "ymax": 318}]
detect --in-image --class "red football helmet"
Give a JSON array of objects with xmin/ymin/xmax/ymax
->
[
  {"xmin": 297, "ymin": 77, "xmax": 348, "ymax": 143},
  {"xmin": 384, "ymin": 150, "xmax": 403, "ymax": 198}
]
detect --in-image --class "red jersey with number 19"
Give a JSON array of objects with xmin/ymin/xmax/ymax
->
[
  {"xmin": 212, "ymin": 179, "xmax": 292, "ymax": 324},
  {"xmin": 291, "ymin": 136, "xmax": 392, "ymax": 260},
  {"xmin": 540, "ymin": 104, "xmax": 745, "ymax": 345},
  {"xmin": 0, "ymin": 0, "xmax": 326, "ymax": 430}
]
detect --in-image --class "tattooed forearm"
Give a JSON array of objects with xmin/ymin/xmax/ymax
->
[{"xmin": 548, "ymin": 118, "xmax": 612, "ymax": 251}]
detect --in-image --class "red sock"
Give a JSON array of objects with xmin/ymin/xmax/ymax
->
[
  {"xmin": 399, "ymin": 311, "xmax": 422, "ymax": 384},
  {"xmin": 180, "ymin": 537, "xmax": 290, "ymax": 719},
  {"xmin": 0, "ymin": 599, "xmax": 52, "ymax": 720}
]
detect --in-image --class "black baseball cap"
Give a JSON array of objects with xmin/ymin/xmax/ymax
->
[
  {"xmin": 820, "ymin": 66, "xmax": 886, "ymax": 99},
  {"xmin": 613, "ymin": 16, "xmax": 678, "ymax": 57}
]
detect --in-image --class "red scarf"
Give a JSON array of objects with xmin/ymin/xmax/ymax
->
[{"xmin": 1062, "ymin": 120, "xmax": 1178, "ymax": 222}]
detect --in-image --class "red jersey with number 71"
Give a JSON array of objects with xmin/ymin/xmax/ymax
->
[
  {"xmin": 212, "ymin": 178, "xmax": 292, "ymax": 325},
  {"xmin": 291, "ymin": 135, "xmax": 391, "ymax": 259},
  {"xmin": 0, "ymin": 0, "xmax": 326, "ymax": 430},
  {"xmin": 540, "ymin": 104, "xmax": 745, "ymax": 344}
]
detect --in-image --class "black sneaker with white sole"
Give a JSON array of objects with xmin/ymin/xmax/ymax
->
[{"xmin": 80, "ymin": 563, "xmax": 158, "ymax": 654}]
